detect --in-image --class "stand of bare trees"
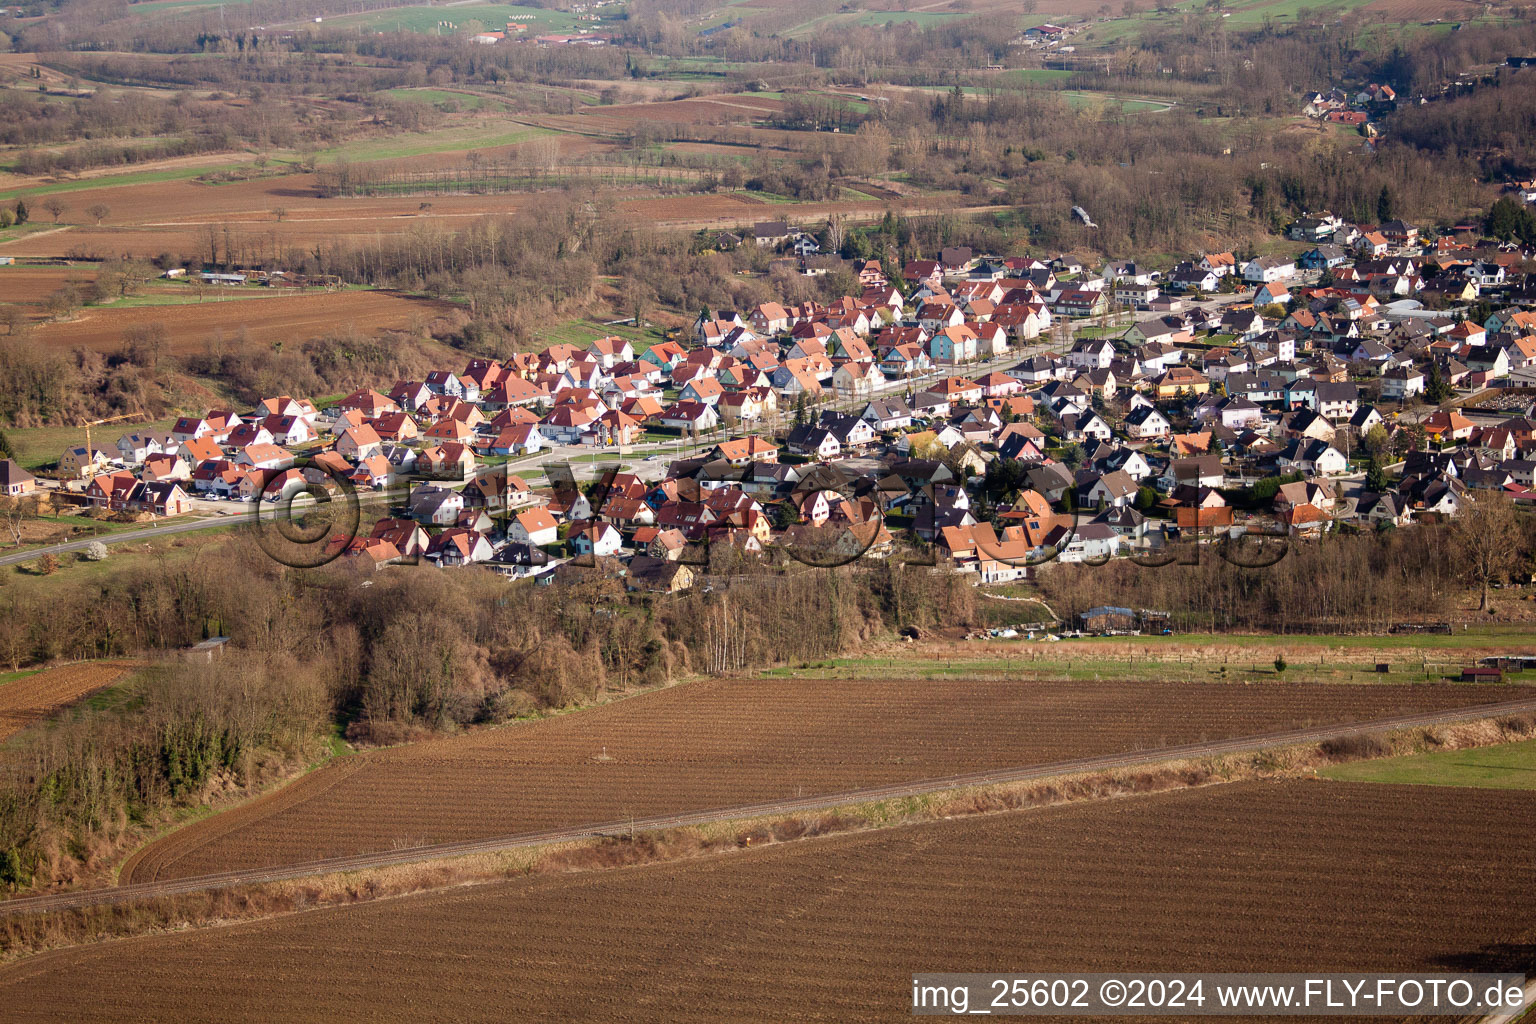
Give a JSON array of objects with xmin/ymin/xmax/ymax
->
[
  {"xmin": 1452, "ymin": 492, "xmax": 1525, "ymax": 612},
  {"xmin": 703, "ymin": 594, "xmax": 749, "ymax": 676},
  {"xmin": 1037, "ymin": 518, "xmax": 1536, "ymax": 632}
]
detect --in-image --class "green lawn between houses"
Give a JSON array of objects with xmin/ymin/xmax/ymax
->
[{"xmin": 7, "ymin": 416, "xmax": 182, "ymax": 471}]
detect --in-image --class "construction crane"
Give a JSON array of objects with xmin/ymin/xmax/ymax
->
[{"xmin": 81, "ymin": 412, "xmax": 138, "ymax": 464}]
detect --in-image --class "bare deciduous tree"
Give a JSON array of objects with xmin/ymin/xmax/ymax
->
[
  {"xmin": 0, "ymin": 496, "xmax": 28, "ymax": 547},
  {"xmin": 1452, "ymin": 492, "xmax": 1524, "ymax": 611}
]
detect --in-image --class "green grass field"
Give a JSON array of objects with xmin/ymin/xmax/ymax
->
[
  {"xmin": 757, "ymin": 628, "xmax": 1536, "ymax": 684},
  {"xmin": 383, "ymin": 88, "xmax": 510, "ymax": 111},
  {"xmin": 4, "ymin": 526, "xmax": 228, "ymax": 601},
  {"xmin": 0, "ymin": 119, "xmax": 555, "ymax": 205},
  {"xmin": 1079, "ymin": 0, "xmax": 1383, "ymax": 47},
  {"xmin": 119, "ymin": 0, "xmax": 254, "ymax": 16},
  {"xmin": 0, "ymin": 222, "xmax": 61, "ymax": 245},
  {"xmin": 897, "ymin": 83, "xmax": 1165, "ymax": 113},
  {"xmin": 0, "ymin": 667, "xmax": 43, "ymax": 690},
  {"xmin": 1060, "ymin": 91, "xmax": 1170, "ymax": 113},
  {"xmin": 535, "ymin": 317, "xmax": 663, "ymax": 353},
  {"xmin": 320, "ymin": 3, "xmax": 583, "ymax": 34},
  {"xmin": 1000, "ymin": 69, "xmax": 1074, "ymax": 87},
  {"xmin": 1064, "ymin": 627, "xmax": 1536, "ymax": 650},
  {"xmin": 1321, "ymin": 738, "xmax": 1536, "ymax": 791},
  {"xmin": 849, "ymin": 10, "xmax": 967, "ymax": 28},
  {"xmin": 79, "ymin": 670, "xmax": 145, "ymax": 715},
  {"xmin": 0, "ymin": 161, "xmax": 264, "ymax": 204},
  {"xmin": 316, "ymin": 123, "xmax": 554, "ymax": 164},
  {"xmin": 7, "ymin": 415, "xmax": 182, "ymax": 470}
]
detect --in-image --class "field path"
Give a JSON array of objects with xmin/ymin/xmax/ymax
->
[{"xmin": 5, "ymin": 692, "xmax": 1534, "ymax": 916}]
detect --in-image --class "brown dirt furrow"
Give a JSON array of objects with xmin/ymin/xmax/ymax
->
[
  {"xmin": 32, "ymin": 289, "xmax": 453, "ymax": 355},
  {"xmin": 0, "ymin": 265, "xmax": 100, "ymax": 303},
  {"xmin": 118, "ymin": 758, "xmax": 372, "ymax": 885},
  {"xmin": 118, "ymin": 675, "xmax": 1523, "ymax": 883},
  {"xmin": 0, "ymin": 661, "xmax": 137, "ymax": 741},
  {"xmin": 4, "ymin": 779, "xmax": 1536, "ymax": 1022}
]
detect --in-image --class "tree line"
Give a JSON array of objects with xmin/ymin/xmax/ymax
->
[{"xmin": 0, "ymin": 536, "xmax": 977, "ymax": 891}]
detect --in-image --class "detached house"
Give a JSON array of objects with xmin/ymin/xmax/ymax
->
[
  {"xmin": 818, "ymin": 411, "xmax": 877, "ymax": 449},
  {"xmin": 1300, "ymin": 244, "xmax": 1349, "ymax": 269},
  {"xmin": 60, "ymin": 446, "xmax": 111, "ymax": 478},
  {"xmin": 785, "ymin": 424, "xmax": 841, "ymax": 461},
  {"xmin": 930, "ymin": 325, "xmax": 979, "ymax": 365},
  {"xmin": 233, "ymin": 444, "xmax": 293, "ymax": 472},
  {"xmin": 1278, "ymin": 438, "xmax": 1348, "ymax": 476},
  {"xmin": 426, "ymin": 528, "xmax": 495, "ymax": 567},
  {"xmin": 116, "ymin": 432, "xmax": 170, "ymax": 465},
  {"xmin": 1066, "ymin": 338, "xmax": 1116, "ymax": 370},
  {"xmin": 388, "ymin": 380, "xmax": 434, "ymax": 411},
  {"xmin": 1380, "ymin": 220, "xmax": 1419, "ymax": 247},
  {"xmin": 880, "ymin": 344, "xmax": 931, "ymax": 379},
  {"xmin": 1161, "ymin": 456, "xmax": 1225, "ymax": 491},
  {"xmin": 588, "ymin": 336, "xmax": 635, "ymax": 368},
  {"xmin": 262, "ymin": 414, "xmax": 317, "ymax": 446},
  {"xmin": 1122, "ymin": 406, "xmax": 1172, "ymax": 440},
  {"xmin": 1253, "ymin": 281, "xmax": 1290, "ymax": 307},
  {"xmin": 1381, "ymin": 366, "xmax": 1426, "ymax": 401},
  {"xmin": 509, "ymin": 508, "xmax": 559, "ymax": 547},
  {"xmin": 0, "ymin": 460, "xmax": 35, "ymax": 497},
  {"xmin": 1153, "ymin": 366, "xmax": 1211, "ymax": 398},
  {"xmin": 861, "ymin": 399, "xmax": 915, "ymax": 433},
  {"xmin": 1242, "ymin": 256, "xmax": 1296, "ymax": 284},
  {"xmin": 710, "ymin": 436, "xmax": 779, "ymax": 466},
  {"xmin": 335, "ymin": 424, "xmax": 383, "ymax": 461},
  {"xmin": 1052, "ymin": 289, "xmax": 1109, "ymax": 318},
  {"xmin": 658, "ymin": 401, "xmax": 720, "ymax": 433},
  {"xmin": 832, "ymin": 360, "xmax": 885, "ymax": 399},
  {"xmin": 1079, "ymin": 469, "xmax": 1138, "ymax": 509},
  {"xmin": 1200, "ymin": 252, "xmax": 1238, "ymax": 276},
  {"xmin": 1423, "ymin": 409, "xmax": 1475, "ymax": 443},
  {"xmin": 1169, "ymin": 263, "xmax": 1218, "ymax": 294},
  {"xmin": 570, "ymin": 520, "xmax": 623, "ymax": 558},
  {"xmin": 336, "ymin": 389, "xmax": 397, "ymax": 418}
]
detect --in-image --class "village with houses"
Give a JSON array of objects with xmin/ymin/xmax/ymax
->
[
  {"xmin": 12, "ymin": 0, "xmax": 1536, "ymax": 1004},
  {"xmin": 13, "ymin": 212, "xmax": 1536, "ymax": 588}
]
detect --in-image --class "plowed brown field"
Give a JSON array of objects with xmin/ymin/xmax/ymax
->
[
  {"xmin": 8, "ymin": 780, "xmax": 1536, "ymax": 1022},
  {"xmin": 34, "ymin": 289, "xmax": 454, "ymax": 354},
  {"xmin": 0, "ymin": 265, "xmax": 98, "ymax": 303},
  {"xmin": 0, "ymin": 191, "xmax": 892, "ymax": 257},
  {"xmin": 0, "ymin": 661, "xmax": 137, "ymax": 741},
  {"xmin": 120, "ymin": 676, "xmax": 1518, "ymax": 884},
  {"xmin": 0, "ymin": 174, "xmax": 541, "ymax": 259}
]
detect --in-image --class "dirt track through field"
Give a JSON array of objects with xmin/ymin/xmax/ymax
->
[
  {"xmin": 0, "ymin": 661, "xmax": 137, "ymax": 741},
  {"xmin": 116, "ymin": 677, "xmax": 1526, "ymax": 884},
  {"xmin": 4, "ymin": 779, "xmax": 1534, "ymax": 1022}
]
